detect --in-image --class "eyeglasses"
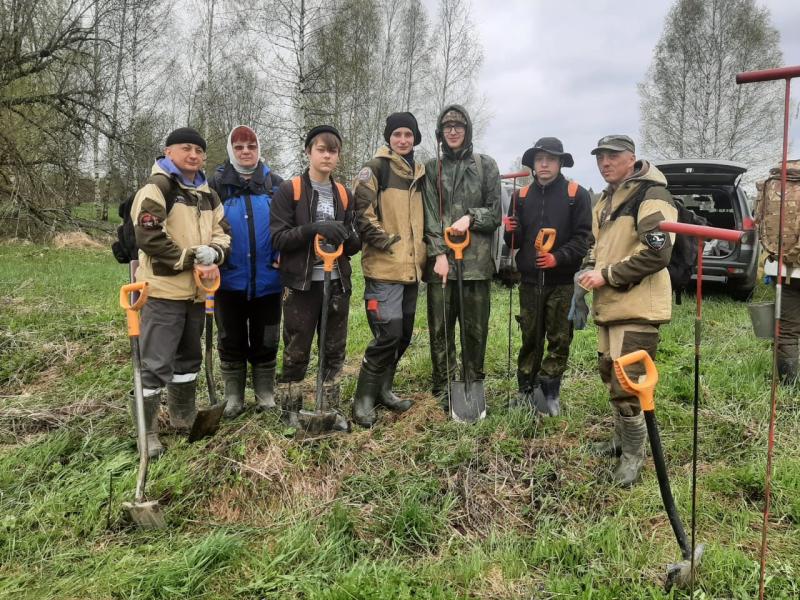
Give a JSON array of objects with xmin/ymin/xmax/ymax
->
[
  {"xmin": 442, "ymin": 124, "xmax": 465, "ymax": 133},
  {"xmin": 233, "ymin": 144, "xmax": 258, "ymax": 152}
]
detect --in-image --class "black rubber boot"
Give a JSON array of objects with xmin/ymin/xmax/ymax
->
[
  {"xmin": 253, "ymin": 360, "xmax": 277, "ymax": 411},
  {"xmin": 511, "ymin": 371, "xmax": 534, "ymax": 409},
  {"xmin": 538, "ymin": 375, "xmax": 562, "ymax": 416},
  {"xmin": 129, "ymin": 391, "xmax": 165, "ymax": 459},
  {"xmin": 277, "ymin": 382, "xmax": 301, "ymax": 428},
  {"xmin": 613, "ymin": 413, "xmax": 647, "ymax": 488},
  {"xmin": 166, "ymin": 379, "xmax": 198, "ymax": 430},
  {"xmin": 352, "ymin": 369, "xmax": 381, "ymax": 428},
  {"xmin": 377, "ymin": 363, "xmax": 412, "ymax": 412},
  {"xmin": 777, "ymin": 343, "xmax": 799, "ymax": 386},
  {"xmin": 220, "ymin": 361, "xmax": 247, "ymax": 418}
]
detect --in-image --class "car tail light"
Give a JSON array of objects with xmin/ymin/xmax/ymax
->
[
  {"xmin": 743, "ymin": 217, "xmax": 755, "ymax": 230},
  {"xmin": 727, "ymin": 266, "xmax": 745, "ymax": 274},
  {"xmin": 740, "ymin": 216, "xmax": 756, "ymax": 245}
]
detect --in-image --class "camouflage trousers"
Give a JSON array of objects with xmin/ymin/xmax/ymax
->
[
  {"xmin": 427, "ymin": 279, "xmax": 491, "ymax": 394},
  {"xmin": 278, "ymin": 280, "xmax": 350, "ymax": 384},
  {"xmin": 778, "ymin": 283, "xmax": 800, "ymax": 363},
  {"xmin": 597, "ymin": 323, "xmax": 660, "ymax": 416},
  {"xmin": 517, "ymin": 282, "xmax": 574, "ymax": 386}
]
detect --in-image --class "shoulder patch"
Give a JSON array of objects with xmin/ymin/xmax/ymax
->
[
  {"xmin": 644, "ymin": 231, "xmax": 667, "ymax": 251},
  {"xmin": 357, "ymin": 167, "xmax": 372, "ymax": 182}
]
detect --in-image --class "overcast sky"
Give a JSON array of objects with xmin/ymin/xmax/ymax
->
[{"xmin": 459, "ymin": 0, "xmax": 800, "ymax": 190}]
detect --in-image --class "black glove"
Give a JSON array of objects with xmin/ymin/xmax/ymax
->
[
  {"xmin": 380, "ymin": 234, "xmax": 401, "ymax": 252},
  {"xmin": 303, "ymin": 221, "xmax": 348, "ymax": 245}
]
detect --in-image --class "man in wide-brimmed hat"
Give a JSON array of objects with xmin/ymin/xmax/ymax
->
[{"xmin": 504, "ymin": 137, "xmax": 592, "ymax": 416}]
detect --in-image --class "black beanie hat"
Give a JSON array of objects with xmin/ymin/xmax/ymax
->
[
  {"xmin": 165, "ymin": 127, "xmax": 207, "ymax": 151},
  {"xmin": 383, "ymin": 112, "xmax": 421, "ymax": 146},
  {"xmin": 304, "ymin": 124, "xmax": 342, "ymax": 149}
]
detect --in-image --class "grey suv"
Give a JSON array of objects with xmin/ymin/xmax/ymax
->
[{"xmin": 656, "ymin": 160, "xmax": 759, "ymax": 300}]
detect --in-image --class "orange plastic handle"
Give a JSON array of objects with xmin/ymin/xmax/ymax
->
[
  {"xmin": 193, "ymin": 268, "xmax": 221, "ymax": 293},
  {"xmin": 119, "ymin": 282, "xmax": 149, "ymax": 337},
  {"xmin": 444, "ymin": 227, "xmax": 471, "ymax": 260},
  {"xmin": 613, "ymin": 350, "xmax": 659, "ymax": 412},
  {"xmin": 314, "ymin": 234, "xmax": 344, "ymax": 272},
  {"xmin": 535, "ymin": 228, "xmax": 557, "ymax": 252}
]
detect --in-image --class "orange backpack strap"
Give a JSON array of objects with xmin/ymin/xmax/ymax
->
[
  {"xmin": 292, "ymin": 176, "xmax": 302, "ymax": 202},
  {"xmin": 567, "ymin": 180, "xmax": 579, "ymax": 198},
  {"xmin": 519, "ymin": 185, "xmax": 530, "ymax": 199},
  {"xmin": 335, "ymin": 182, "xmax": 349, "ymax": 210}
]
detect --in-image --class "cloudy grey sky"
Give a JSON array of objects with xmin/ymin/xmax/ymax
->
[{"xmin": 464, "ymin": 0, "xmax": 800, "ymax": 190}]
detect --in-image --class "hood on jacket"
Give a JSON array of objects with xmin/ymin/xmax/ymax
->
[
  {"xmin": 436, "ymin": 103, "xmax": 473, "ymax": 160},
  {"xmin": 216, "ymin": 160, "xmax": 270, "ymax": 196},
  {"xmin": 155, "ymin": 156, "xmax": 207, "ymax": 189},
  {"xmin": 616, "ymin": 160, "xmax": 668, "ymax": 190}
]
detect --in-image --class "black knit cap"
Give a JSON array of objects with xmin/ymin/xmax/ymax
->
[
  {"xmin": 304, "ymin": 124, "xmax": 342, "ymax": 149},
  {"xmin": 383, "ymin": 112, "xmax": 421, "ymax": 146},
  {"xmin": 165, "ymin": 127, "xmax": 207, "ymax": 151}
]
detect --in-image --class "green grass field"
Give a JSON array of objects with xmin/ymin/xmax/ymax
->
[{"xmin": 1, "ymin": 240, "xmax": 798, "ymax": 599}]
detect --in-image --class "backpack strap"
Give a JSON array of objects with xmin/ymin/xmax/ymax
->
[
  {"xmin": 378, "ymin": 157, "xmax": 390, "ymax": 193},
  {"xmin": 146, "ymin": 173, "xmax": 177, "ymax": 213},
  {"xmin": 608, "ymin": 181, "xmax": 673, "ymax": 227},
  {"xmin": 335, "ymin": 182, "xmax": 349, "ymax": 210},
  {"xmin": 519, "ymin": 185, "xmax": 530, "ymax": 199},
  {"xmin": 567, "ymin": 180, "xmax": 578, "ymax": 198},
  {"xmin": 292, "ymin": 176, "xmax": 302, "ymax": 202}
]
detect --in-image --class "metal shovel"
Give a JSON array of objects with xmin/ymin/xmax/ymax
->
[
  {"xmin": 297, "ymin": 235, "xmax": 350, "ymax": 436},
  {"xmin": 614, "ymin": 350, "xmax": 705, "ymax": 592},
  {"xmin": 120, "ymin": 281, "xmax": 166, "ymax": 529},
  {"xmin": 531, "ymin": 227, "xmax": 556, "ymax": 413},
  {"xmin": 444, "ymin": 227, "xmax": 485, "ymax": 423},
  {"xmin": 188, "ymin": 267, "xmax": 225, "ymax": 442}
]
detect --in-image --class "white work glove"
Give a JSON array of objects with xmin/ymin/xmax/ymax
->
[{"xmin": 194, "ymin": 245, "xmax": 218, "ymax": 266}]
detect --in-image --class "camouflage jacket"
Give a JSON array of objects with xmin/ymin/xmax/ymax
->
[{"xmin": 422, "ymin": 104, "xmax": 502, "ymax": 282}]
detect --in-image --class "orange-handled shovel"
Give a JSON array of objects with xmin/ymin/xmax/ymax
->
[
  {"xmin": 188, "ymin": 266, "xmax": 225, "ymax": 442},
  {"xmin": 614, "ymin": 350, "xmax": 704, "ymax": 591},
  {"xmin": 120, "ymin": 281, "xmax": 165, "ymax": 529}
]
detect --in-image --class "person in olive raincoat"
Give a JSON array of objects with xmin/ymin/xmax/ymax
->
[{"xmin": 422, "ymin": 104, "xmax": 501, "ymax": 410}]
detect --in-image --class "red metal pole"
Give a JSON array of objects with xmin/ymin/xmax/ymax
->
[
  {"xmin": 736, "ymin": 65, "xmax": 798, "ymax": 600},
  {"xmin": 658, "ymin": 221, "xmax": 743, "ymax": 243}
]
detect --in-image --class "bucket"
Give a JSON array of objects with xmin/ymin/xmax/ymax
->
[{"xmin": 747, "ymin": 302, "xmax": 775, "ymax": 339}]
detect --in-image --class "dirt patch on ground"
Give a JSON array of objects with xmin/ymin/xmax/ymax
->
[{"xmin": 53, "ymin": 231, "xmax": 104, "ymax": 249}]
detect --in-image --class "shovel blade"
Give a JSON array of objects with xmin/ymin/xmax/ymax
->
[
  {"xmin": 123, "ymin": 500, "xmax": 166, "ymax": 529},
  {"xmin": 665, "ymin": 543, "xmax": 705, "ymax": 591},
  {"xmin": 296, "ymin": 409, "xmax": 350, "ymax": 436},
  {"xmin": 449, "ymin": 379, "xmax": 486, "ymax": 423},
  {"xmin": 187, "ymin": 403, "xmax": 225, "ymax": 442}
]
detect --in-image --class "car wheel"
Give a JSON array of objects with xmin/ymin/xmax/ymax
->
[{"xmin": 729, "ymin": 286, "xmax": 754, "ymax": 301}]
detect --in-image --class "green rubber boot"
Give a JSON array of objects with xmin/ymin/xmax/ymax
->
[
  {"xmin": 352, "ymin": 369, "xmax": 381, "ymax": 428},
  {"xmin": 253, "ymin": 360, "xmax": 277, "ymax": 411},
  {"xmin": 612, "ymin": 413, "xmax": 647, "ymax": 488},
  {"xmin": 129, "ymin": 390, "xmax": 165, "ymax": 459},
  {"xmin": 592, "ymin": 410, "xmax": 623, "ymax": 457},
  {"xmin": 220, "ymin": 361, "xmax": 247, "ymax": 418},
  {"xmin": 166, "ymin": 379, "xmax": 197, "ymax": 430}
]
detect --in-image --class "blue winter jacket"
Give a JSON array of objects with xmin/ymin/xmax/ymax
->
[{"xmin": 210, "ymin": 161, "xmax": 283, "ymax": 298}]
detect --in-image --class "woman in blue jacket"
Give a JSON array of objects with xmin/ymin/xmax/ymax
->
[{"xmin": 210, "ymin": 125, "xmax": 283, "ymax": 417}]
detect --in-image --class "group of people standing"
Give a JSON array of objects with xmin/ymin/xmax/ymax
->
[{"xmin": 127, "ymin": 102, "xmax": 684, "ymax": 488}]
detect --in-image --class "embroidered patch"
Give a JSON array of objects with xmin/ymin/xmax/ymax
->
[
  {"xmin": 138, "ymin": 212, "xmax": 160, "ymax": 229},
  {"xmin": 644, "ymin": 231, "xmax": 667, "ymax": 250},
  {"xmin": 357, "ymin": 167, "xmax": 372, "ymax": 182}
]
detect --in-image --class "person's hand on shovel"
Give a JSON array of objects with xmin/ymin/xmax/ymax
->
[
  {"xmin": 536, "ymin": 252, "xmax": 557, "ymax": 269},
  {"xmin": 449, "ymin": 214, "xmax": 472, "ymax": 235},
  {"xmin": 194, "ymin": 263, "xmax": 220, "ymax": 282}
]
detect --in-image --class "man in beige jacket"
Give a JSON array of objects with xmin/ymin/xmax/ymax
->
[
  {"xmin": 131, "ymin": 127, "xmax": 230, "ymax": 456},
  {"xmin": 578, "ymin": 135, "xmax": 677, "ymax": 487}
]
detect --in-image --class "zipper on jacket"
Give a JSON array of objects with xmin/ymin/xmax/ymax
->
[{"xmin": 244, "ymin": 193, "xmax": 257, "ymax": 300}]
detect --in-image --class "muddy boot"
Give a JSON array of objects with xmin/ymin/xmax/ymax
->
[
  {"xmin": 592, "ymin": 410, "xmax": 623, "ymax": 457},
  {"xmin": 511, "ymin": 371, "xmax": 533, "ymax": 409},
  {"xmin": 129, "ymin": 390, "xmax": 165, "ymax": 459},
  {"xmin": 166, "ymin": 379, "xmax": 198, "ymax": 431},
  {"xmin": 278, "ymin": 382, "xmax": 301, "ymax": 428},
  {"xmin": 777, "ymin": 342, "xmax": 799, "ymax": 386},
  {"xmin": 253, "ymin": 360, "xmax": 277, "ymax": 411},
  {"xmin": 321, "ymin": 381, "xmax": 341, "ymax": 411},
  {"xmin": 613, "ymin": 413, "xmax": 647, "ymax": 487},
  {"xmin": 377, "ymin": 364, "xmax": 412, "ymax": 412},
  {"xmin": 220, "ymin": 361, "xmax": 247, "ymax": 418},
  {"xmin": 539, "ymin": 375, "xmax": 562, "ymax": 416},
  {"xmin": 352, "ymin": 369, "xmax": 380, "ymax": 428}
]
